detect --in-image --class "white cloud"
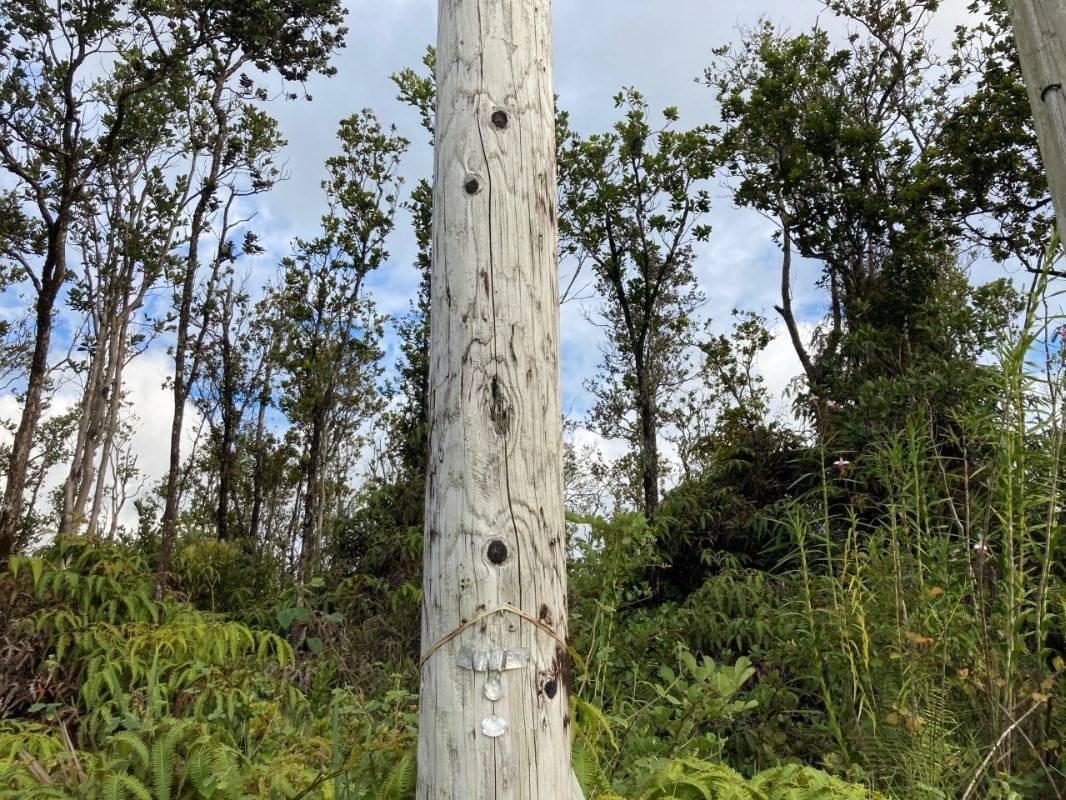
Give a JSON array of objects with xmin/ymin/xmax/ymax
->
[{"xmin": 758, "ymin": 323, "xmax": 814, "ymax": 420}]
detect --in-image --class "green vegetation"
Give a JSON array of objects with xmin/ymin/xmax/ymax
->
[{"xmin": 3, "ymin": 257, "xmax": 1065, "ymax": 797}]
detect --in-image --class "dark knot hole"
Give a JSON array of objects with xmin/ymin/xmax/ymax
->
[{"xmin": 486, "ymin": 539, "xmax": 508, "ymax": 565}]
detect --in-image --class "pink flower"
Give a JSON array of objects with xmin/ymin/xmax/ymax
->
[{"xmin": 833, "ymin": 457, "xmax": 850, "ymax": 470}]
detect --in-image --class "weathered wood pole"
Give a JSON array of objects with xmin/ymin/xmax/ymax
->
[
  {"xmin": 417, "ymin": 0, "xmax": 571, "ymax": 797},
  {"xmin": 1009, "ymin": 0, "xmax": 1066, "ymax": 244}
]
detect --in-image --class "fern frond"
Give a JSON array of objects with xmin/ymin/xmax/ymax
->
[{"xmin": 377, "ymin": 751, "xmax": 416, "ymax": 800}]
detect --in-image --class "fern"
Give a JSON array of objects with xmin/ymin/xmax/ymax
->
[
  {"xmin": 102, "ymin": 774, "xmax": 152, "ymax": 800},
  {"xmin": 149, "ymin": 722, "xmax": 186, "ymax": 800},
  {"xmin": 377, "ymin": 751, "xmax": 416, "ymax": 800},
  {"xmin": 751, "ymin": 764, "xmax": 882, "ymax": 800}
]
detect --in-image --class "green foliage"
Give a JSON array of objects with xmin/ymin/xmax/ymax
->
[
  {"xmin": 0, "ymin": 531, "xmax": 882, "ymax": 800},
  {"xmin": 558, "ymin": 89, "xmax": 718, "ymax": 516},
  {"xmin": 0, "ymin": 537, "xmax": 414, "ymax": 799},
  {"xmin": 570, "ymin": 672, "xmax": 882, "ymax": 798}
]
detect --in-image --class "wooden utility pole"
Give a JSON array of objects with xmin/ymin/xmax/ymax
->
[
  {"xmin": 1009, "ymin": 0, "xmax": 1066, "ymax": 244},
  {"xmin": 417, "ymin": 0, "xmax": 572, "ymax": 798}
]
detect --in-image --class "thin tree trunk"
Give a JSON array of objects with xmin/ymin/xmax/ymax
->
[
  {"xmin": 417, "ymin": 0, "xmax": 571, "ymax": 796},
  {"xmin": 157, "ymin": 82, "xmax": 228, "ymax": 594},
  {"xmin": 156, "ymin": 227, "xmax": 201, "ymax": 591},
  {"xmin": 87, "ymin": 309, "xmax": 134, "ymax": 537},
  {"xmin": 0, "ymin": 226, "xmax": 68, "ymax": 561},
  {"xmin": 1009, "ymin": 0, "xmax": 1066, "ymax": 246},
  {"xmin": 216, "ymin": 285, "xmax": 238, "ymax": 541},
  {"xmin": 60, "ymin": 229, "xmax": 109, "ymax": 533},
  {"xmin": 60, "ymin": 322, "xmax": 108, "ymax": 533},
  {"xmin": 773, "ymin": 217, "xmax": 816, "ymax": 385},
  {"xmin": 249, "ymin": 362, "xmax": 273, "ymax": 545},
  {"xmin": 66, "ymin": 270, "xmax": 128, "ymax": 533},
  {"xmin": 636, "ymin": 370, "xmax": 659, "ymax": 520},
  {"xmin": 299, "ymin": 414, "xmax": 325, "ymax": 583}
]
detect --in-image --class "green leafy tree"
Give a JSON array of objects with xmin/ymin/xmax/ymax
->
[
  {"xmin": 558, "ymin": 90, "xmax": 717, "ymax": 518},
  {"xmin": 57, "ymin": 134, "xmax": 185, "ymax": 537},
  {"xmin": 709, "ymin": 11, "xmax": 953, "ymax": 398},
  {"xmin": 0, "ymin": 0, "xmax": 346, "ymax": 566},
  {"xmin": 266, "ymin": 110, "xmax": 407, "ymax": 581},
  {"xmin": 935, "ymin": 0, "xmax": 1052, "ymax": 267},
  {"xmin": 155, "ymin": 59, "xmax": 308, "ymax": 591}
]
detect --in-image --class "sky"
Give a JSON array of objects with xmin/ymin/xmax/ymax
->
[{"xmin": 3, "ymin": 0, "xmax": 1000, "ymax": 525}]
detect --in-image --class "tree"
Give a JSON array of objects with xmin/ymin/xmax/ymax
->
[
  {"xmin": 0, "ymin": 0, "xmax": 346, "ymax": 565},
  {"xmin": 558, "ymin": 91, "xmax": 716, "ymax": 519},
  {"xmin": 192, "ymin": 262, "xmax": 266, "ymax": 543},
  {"xmin": 388, "ymin": 48, "xmax": 436, "ymax": 488},
  {"xmin": 57, "ymin": 133, "xmax": 182, "ymax": 536},
  {"xmin": 267, "ymin": 110, "xmax": 405, "ymax": 582},
  {"xmin": 710, "ymin": 8, "xmax": 955, "ymax": 402},
  {"xmin": 0, "ymin": 0, "xmax": 207, "ymax": 561},
  {"xmin": 938, "ymin": 0, "xmax": 1051, "ymax": 266},
  {"xmin": 153, "ymin": 0, "xmax": 354, "ymax": 585},
  {"xmin": 417, "ymin": 0, "xmax": 572, "ymax": 795},
  {"xmin": 321, "ymin": 177, "xmax": 434, "ymax": 658},
  {"xmin": 154, "ymin": 56, "xmax": 290, "ymax": 591}
]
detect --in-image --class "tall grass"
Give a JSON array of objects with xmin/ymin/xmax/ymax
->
[{"xmin": 776, "ymin": 244, "xmax": 1066, "ymax": 798}]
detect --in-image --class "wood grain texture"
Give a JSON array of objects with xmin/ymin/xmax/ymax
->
[
  {"xmin": 416, "ymin": 0, "xmax": 570, "ymax": 797},
  {"xmin": 1010, "ymin": 0, "xmax": 1066, "ymax": 245}
]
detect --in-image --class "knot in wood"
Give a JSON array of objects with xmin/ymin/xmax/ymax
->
[
  {"xmin": 489, "ymin": 376, "xmax": 511, "ymax": 436},
  {"xmin": 486, "ymin": 539, "xmax": 509, "ymax": 565},
  {"xmin": 464, "ymin": 176, "xmax": 481, "ymax": 195},
  {"xmin": 491, "ymin": 109, "xmax": 509, "ymax": 129}
]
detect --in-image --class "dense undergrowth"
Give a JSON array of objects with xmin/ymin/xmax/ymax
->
[
  {"xmin": 0, "ymin": 535, "xmax": 890, "ymax": 799},
  {"xmin": 2, "ymin": 280, "xmax": 1066, "ymax": 800}
]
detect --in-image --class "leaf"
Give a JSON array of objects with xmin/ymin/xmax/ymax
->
[{"xmin": 276, "ymin": 606, "xmax": 309, "ymax": 631}]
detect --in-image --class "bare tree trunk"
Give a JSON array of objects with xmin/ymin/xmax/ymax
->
[
  {"xmin": 773, "ymin": 217, "xmax": 816, "ymax": 385},
  {"xmin": 60, "ymin": 321, "xmax": 109, "ymax": 533},
  {"xmin": 249, "ymin": 362, "xmax": 273, "ymax": 545},
  {"xmin": 87, "ymin": 310, "xmax": 134, "ymax": 537},
  {"xmin": 1009, "ymin": 0, "xmax": 1066, "ymax": 245},
  {"xmin": 215, "ymin": 282, "xmax": 239, "ymax": 542},
  {"xmin": 636, "ymin": 368, "xmax": 660, "ymax": 520},
  {"xmin": 0, "ymin": 225, "xmax": 68, "ymax": 561},
  {"xmin": 156, "ymin": 213, "xmax": 204, "ymax": 592},
  {"xmin": 299, "ymin": 414, "xmax": 325, "ymax": 583},
  {"xmin": 62, "ymin": 262, "xmax": 128, "ymax": 534},
  {"xmin": 417, "ymin": 0, "xmax": 572, "ymax": 796}
]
